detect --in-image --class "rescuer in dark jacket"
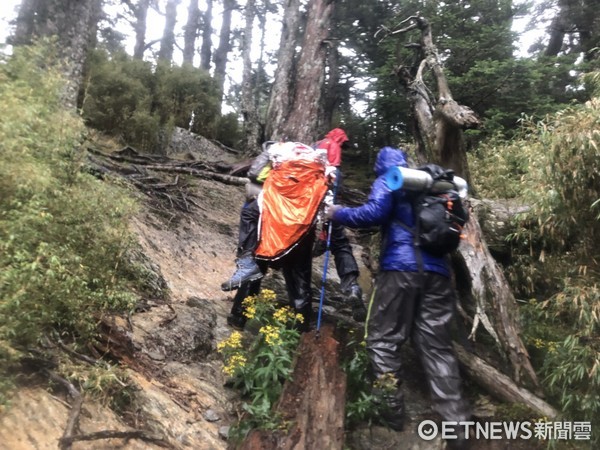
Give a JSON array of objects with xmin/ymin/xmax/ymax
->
[{"xmin": 326, "ymin": 146, "xmax": 470, "ymax": 439}]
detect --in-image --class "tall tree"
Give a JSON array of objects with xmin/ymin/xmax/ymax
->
[
  {"xmin": 183, "ymin": 0, "xmax": 200, "ymax": 64},
  {"xmin": 319, "ymin": 43, "xmax": 340, "ymax": 135},
  {"xmin": 544, "ymin": 0, "xmax": 599, "ymax": 61},
  {"xmin": 214, "ymin": 0, "xmax": 236, "ymax": 103},
  {"xmin": 333, "ymin": 0, "xmax": 550, "ymax": 142},
  {"xmin": 240, "ymin": 0, "xmax": 261, "ymax": 152},
  {"xmin": 275, "ymin": 0, "xmax": 334, "ymax": 143},
  {"xmin": 199, "ymin": 0, "xmax": 214, "ymax": 70},
  {"xmin": 12, "ymin": 0, "xmax": 100, "ymax": 110},
  {"xmin": 158, "ymin": 0, "xmax": 181, "ymax": 63},
  {"xmin": 130, "ymin": 0, "xmax": 151, "ymax": 59},
  {"xmin": 264, "ymin": 0, "xmax": 302, "ymax": 140},
  {"xmin": 12, "ymin": 0, "xmax": 38, "ymax": 46}
]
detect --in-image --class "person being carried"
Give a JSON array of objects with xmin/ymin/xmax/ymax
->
[
  {"xmin": 225, "ymin": 141, "xmax": 328, "ymax": 332},
  {"xmin": 221, "ymin": 128, "xmax": 367, "ymax": 322},
  {"xmin": 325, "ymin": 146, "xmax": 470, "ymax": 447}
]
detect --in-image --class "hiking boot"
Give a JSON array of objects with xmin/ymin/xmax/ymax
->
[
  {"xmin": 348, "ymin": 284, "xmax": 367, "ymax": 322},
  {"xmin": 226, "ymin": 313, "xmax": 247, "ymax": 331},
  {"xmin": 221, "ymin": 256, "xmax": 263, "ymax": 292},
  {"xmin": 445, "ymin": 424, "xmax": 471, "ymax": 450},
  {"xmin": 373, "ymin": 384, "xmax": 405, "ymax": 431}
]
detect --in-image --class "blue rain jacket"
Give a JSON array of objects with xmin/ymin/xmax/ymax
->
[{"xmin": 332, "ymin": 147, "xmax": 449, "ymax": 277}]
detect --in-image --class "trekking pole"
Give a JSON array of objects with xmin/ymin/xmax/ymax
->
[{"xmin": 316, "ymin": 172, "xmax": 339, "ymax": 337}]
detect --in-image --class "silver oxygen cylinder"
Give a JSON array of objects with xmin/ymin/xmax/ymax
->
[{"xmin": 385, "ymin": 166, "xmax": 468, "ymax": 198}]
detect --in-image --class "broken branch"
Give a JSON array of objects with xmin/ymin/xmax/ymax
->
[{"xmin": 59, "ymin": 430, "xmax": 172, "ymax": 448}]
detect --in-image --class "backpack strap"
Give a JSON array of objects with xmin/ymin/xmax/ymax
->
[{"xmin": 393, "ymin": 192, "xmax": 426, "ymax": 289}]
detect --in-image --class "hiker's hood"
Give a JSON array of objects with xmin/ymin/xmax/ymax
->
[
  {"xmin": 374, "ymin": 146, "xmax": 408, "ymax": 176},
  {"xmin": 325, "ymin": 128, "xmax": 349, "ymax": 145}
]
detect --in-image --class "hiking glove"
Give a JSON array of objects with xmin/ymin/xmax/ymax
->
[{"xmin": 325, "ymin": 204, "xmax": 341, "ymax": 220}]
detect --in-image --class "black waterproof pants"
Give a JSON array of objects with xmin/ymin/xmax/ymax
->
[
  {"xmin": 327, "ymin": 171, "xmax": 359, "ymax": 289},
  {"xmin": 329, "ymin": 221, "xmax": 360, "ymax": 291},
  {"xmin": 367, "ymin": 271, "xmax": 470, "ymax": 422},
  {"xmin": 236, "ymin": 199, "xmax": 260, "ymax": 257},
  {"xmin": 230, "ymin": 234, "xmax": 314, "ymax": 331}
]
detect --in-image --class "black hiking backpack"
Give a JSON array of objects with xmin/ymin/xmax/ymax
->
[{"xmin": 398, "ymin": 164, "xmax": 469, "ymax": 257}]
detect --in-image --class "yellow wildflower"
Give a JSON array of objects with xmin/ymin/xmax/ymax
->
[
  {"xmin": 260, "ymin": 289, "xmax": 277, "ymax": 302},
  {"xmin": 259, "ymin": 325, "xmax": 282, "ymax": 346},
  {"xmin": 229, "ymin": 331, "xmax": 243, "ymax": 348},
  {"xmin": 223, "ymin": 353, "xmax": 247, "ymax": 376},
  {"xmin": 242, "ymin": 295, "xmax": 257, "ymax": 306},
  {"xmin": 374, "ymin": 372, "xmax": 398, "ymax": 392},
  {"xmin": 273, "ymin": 306, "xmax": 293, "ymax": 323},
  {"xmin": 217, "ymin": 331, "xmax": 244, "ymax": 352},
  {"xmin": 243, "ymin": 305, "xmax": 257, "ymax": 320}
]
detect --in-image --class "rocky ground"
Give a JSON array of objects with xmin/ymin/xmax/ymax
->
[{"xmin": 0, "ymin": 130, "xmax": 558, "ymax": 450}]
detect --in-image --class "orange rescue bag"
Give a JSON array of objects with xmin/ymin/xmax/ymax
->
[{"xmin": 255, "ymin": 159, "xmax": 328, "ymax": 260}]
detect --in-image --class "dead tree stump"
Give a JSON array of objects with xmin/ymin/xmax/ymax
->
[{"xmin": 238, "ymin": 323, "xmax": 347, "ymax": 450}]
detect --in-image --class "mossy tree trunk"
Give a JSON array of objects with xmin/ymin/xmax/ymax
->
[
  {"xmin": 214, "ymin": 0, "xmax": 236, "ymax": 103},
  {"xmin": 275, "ymin": 0, "xmax": 334, "ymax": 144},
  {"xmin": 199, "ymin": 0, "xmax": 213, "ymax": 71},
  {"xmin": 240, "ymin": 0, "xmax": 262, "ymax": 154},
  {"xmin": 182, "ymin": 0, "xmax": 200, "ymax": 65},
  {"xmin": 264, "ymin": 0, "xmax": 302, "ymax": 142},
  {"xmin": 158, "ymin": 0, "xmax": 181, "ymax": 63}
]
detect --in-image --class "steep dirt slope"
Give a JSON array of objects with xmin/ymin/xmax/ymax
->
[{"xmin": 0, "ymin": 174, "xmax": 247, "ymax": 450}]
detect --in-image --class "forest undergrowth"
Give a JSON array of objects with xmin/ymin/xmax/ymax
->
[{"xmin": 469, "ymin": 71, "xmax": 600, "ymax": 445}]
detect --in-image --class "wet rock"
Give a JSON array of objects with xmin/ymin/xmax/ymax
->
[
  {"xmin": 187, "ymin": 296, "xmax": 211, "ymax": 309},
  {"xmin": 218, "ymin": 426, "xmax": 231, "ymax": 440},
  {"xmin": 134, "ymin": 302, "xmax": 217, "ymax": 363},
  {"xmin": 203, "ymin": 409, "xmax": 221, "ymax": 422},
  {"xmin": 147, "ymin": 350, "xmax": 166, "ymax": 361}
]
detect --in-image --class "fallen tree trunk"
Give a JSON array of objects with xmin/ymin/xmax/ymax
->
[
  {"xmin": 237, "ymin": 324, "xmax": 346, "ymax": 450},
  {"xmin": 454, "ymin": 345, "xmax": 558, "ymax": 419},
  {"xmin": 457, "ymin": 209, "xmax": 539, "ymax": 387},
  {"xmin": 144, "ymin": 164, "xmax": 249, "ymax": 186},
  {"xmin": 469, "ymin": 198, "xmax": 531, "ymax": 261}
]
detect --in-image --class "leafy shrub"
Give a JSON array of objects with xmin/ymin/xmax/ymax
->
[
  {"xmin": 217, "ymin": 290, "xmax": 302, "ymax": 438},
  {"xmin": 0, "ymin": 43, "xmax": 141, "ymax": 403},
  {"xmin": 468, "ymin": 131, "xmax": 532, "ymax": 199},
  {"xmin": 215, "ymin": 113, "xmax": 243, "ymax": 149},
  {"xmin": 154, "ymin": 62, "xmax": 221, "ymax": 138},
  {"xmin": 472, "ymin": 72, "xmax": 600, "ymax": 443},
  {"xmin": 342, "ymin": 335, "xmax": 379, "ymax": 427},
  {"xmin": 81, "ymin": 49, "xmax": 163, "ymax": 152},
  {"xmin": 81, "ymin": 50, "xmax": 224, "ymax": 152}
]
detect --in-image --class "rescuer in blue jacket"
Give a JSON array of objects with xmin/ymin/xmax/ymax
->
[{"xmin": 326, "ymin": 146, "xmax": 470, "ymax": 443}]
